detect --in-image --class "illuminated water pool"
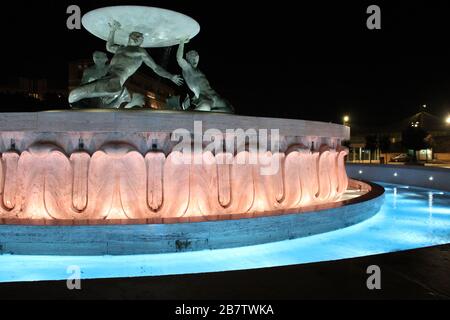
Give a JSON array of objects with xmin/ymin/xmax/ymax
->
[{"xmin": 1, "ymin": 182, "xmax": 449, "ymax": 283}]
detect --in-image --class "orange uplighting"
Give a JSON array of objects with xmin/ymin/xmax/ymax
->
[{"xmin": 0, "ymin": 146, "xmax": 349, "ymax": 225}]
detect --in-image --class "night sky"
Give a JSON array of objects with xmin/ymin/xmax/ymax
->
[{"xmin": 2, "ymin": 0, "xmax": 450, "ymax": 127}]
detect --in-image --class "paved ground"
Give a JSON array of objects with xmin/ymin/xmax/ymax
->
[{"xmin": 0, "ymin": 244, "xmax": 449, "ymax": 300}]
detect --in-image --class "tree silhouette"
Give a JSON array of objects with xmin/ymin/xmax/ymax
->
[
  {"xmin": 401, "ymin": 127, "xmax": 431, "ymax": 162},
  {"xmin": 378, "ymin": 135, "xmax": 391, "ymax": 153},
  {"xmin": 364, "ymin": 135, "xmax": 378, "ymax": 163},
  {"xmin": 377, "ymin": 135, "xmax": 391, "ymax": 164}
]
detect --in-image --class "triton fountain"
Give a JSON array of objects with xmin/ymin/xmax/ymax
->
[{"xmin": 0, "ymin": 6, "xmax": 384, "ymax": 255}]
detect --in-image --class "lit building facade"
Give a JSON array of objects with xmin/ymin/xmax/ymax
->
[
  {"xmin": 0, "ymin": 77, "xmax": 66, "ymax": 101},
  {"xmin": 348, "ymin": 111, "xmax": 450, "ymax": 164}
]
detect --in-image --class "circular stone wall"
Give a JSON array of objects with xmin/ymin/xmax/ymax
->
[
  {"xmin": 0, "ymin": 110, "xmax": 351, "ymax": 225},
  {"xmin": 0, "ymin": 110, "xmax": 381, "ymax": 255},
  {"xmin": 0, "ymin": 180, "xmax": 384, "ymax": 255}
]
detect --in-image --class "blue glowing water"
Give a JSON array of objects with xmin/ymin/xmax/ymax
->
[{"xmin": 1, "ymin": 182, "xmax": 450, "ymax": 283}]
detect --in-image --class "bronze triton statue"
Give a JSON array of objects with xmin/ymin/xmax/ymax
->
[
  {"xmin": 69, "ymin": 21, "xmax": 183, "ymax": 108},
  {"xmin": 176, "ymin": 39, "xmax": 234, "ymax": 113}
]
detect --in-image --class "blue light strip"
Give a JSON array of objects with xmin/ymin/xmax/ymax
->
[{"xmin": 1, "ymin": 182, "xmax": 449, "ymax": 283}]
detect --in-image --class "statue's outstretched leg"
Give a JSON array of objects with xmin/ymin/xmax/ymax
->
[
  {"xmin": 100, "ymin": 87, "xmax": 131, "ymax": 109},
  {"xmin": 68, "ymin": 77, "xmax": 122, "ymax": 104}
]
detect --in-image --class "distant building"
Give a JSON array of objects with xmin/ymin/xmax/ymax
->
[
  {"xmin": 69, "ymin": 59, "xmax": 177, "ymax": 109},
  {"xmin": 348, "ymin": 111, "xmax": 450, "ymax": 163},
  {"xmin": 0, "ymin": 77, "xmax": 66, "ymax": 101}
]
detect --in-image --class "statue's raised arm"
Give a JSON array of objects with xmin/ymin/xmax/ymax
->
[
  {"xmin": 106, "ymin": 20, "xmax": 122, "ymax": 53},
  {"xmin": 176, "ymin": 39, "xmax": 191, "ymax": 70}
]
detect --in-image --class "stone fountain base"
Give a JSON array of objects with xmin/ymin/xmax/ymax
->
[
  {"xmin": 0, "ymin": 110, "xmax": 351, "ymax": 225},
  {"xmin": 0, "ymin": 110, "xmax": 386, "ymax": 255},
  {"xmin": 0, "ymin": 180, "xmax": 383, "ymax": 255}
]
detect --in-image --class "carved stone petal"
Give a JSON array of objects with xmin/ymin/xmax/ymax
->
[
  {"xmin": 1, "ymin": 152, "xmax": 19, "ymax": 211},
  {"xmin": 145, "ymin": 152, "xmax": 165, "ymax": 212},
  {"xmin": 119, "ymin": 151, "xmax": 148, "ymax": 219},
  {"xmin": 226, "ymin": 151, "xmax": 255, "ymax": 214},
  {"xmin": 316, "ymin": 150, "xmax": 332, "ymax": 202},
  {"xmin": 337, "ymin": 149, "xmax": 349, "ymax": 195},
  {"xmin": 282, "ymin": 151, "xmax": 302, "ymax": 208},
  {"xmin": 216, "ymin": 152, "xmax": 233, "ymax": 208},
  {"xmin": 186, "ymin": 151, "xmax": 220, "ymax": 217},
  {"xmin": 70, "ymin": 151, "xmax": 90, "ymax": 212},
  {"xmin": 44, "ymin": 151, "xmax": 74, "ymax": 219},
  {"xmin": 159, "ymin": 151, "xmax": 190, "ymax": 218},
  {"xmin": 87, "ymin": 151, "xmax": 116, "ymax": 219}
]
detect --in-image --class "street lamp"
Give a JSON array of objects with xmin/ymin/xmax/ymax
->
[
  {"xmin": 446, "ymin": 114, "xmax": 450, "ymax": 124},
  {"xmin": 343, "ymin": 115, "xmax": 349, "ymax": 125}
]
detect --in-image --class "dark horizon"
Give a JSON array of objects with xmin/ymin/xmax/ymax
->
[{"xmin": 2, "ymin": 0, "xmax": 450, "ymax": 126}]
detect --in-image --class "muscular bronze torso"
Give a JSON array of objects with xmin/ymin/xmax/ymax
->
[{"xmin": 109, "ymin": 46, "xmax": 145, "ymax": 85}]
